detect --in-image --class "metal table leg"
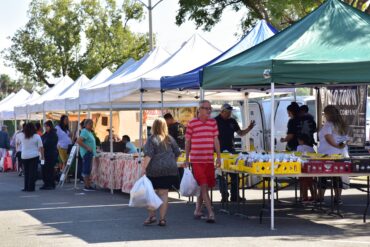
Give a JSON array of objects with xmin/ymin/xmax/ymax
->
[{"xmin": 363, "ymin": 176, "xmax": 370, "ymax": 223}]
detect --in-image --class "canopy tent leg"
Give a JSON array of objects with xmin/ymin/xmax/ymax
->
[
  {"xmin": 161, "ymin": 90, "xmax": 164, "ymax": 116},
  {"xmin": 109, "ymin": 103, "xmax": 114, "ymax": 194},
  {"xmin": 42, "ymin": 103, "xmax": 46, "ymax": 124},
  {"xmin": 138, "ymin": 89, "xmax": 144, "ymax": 176},
  {"xmin": 293, "ymin": 88, "xmax": 297, "ymax": 102},
  {"xmin": 270, "ymin": 82, "xmax": 276, "ymax": 230},
  {"xmin": 13, "ymin": 118, "xmax": 17, "ymax": 134},
  {"xmin": 242, "ymin": 92, "xmax": 250, "ymax": 152},
  {"xmin": 200, "ymin": 88, "xmax": 205, "ymax": 101},
  {"xmin": 74, "ymin": 105, "xmax": 81, "ymax": 189}
]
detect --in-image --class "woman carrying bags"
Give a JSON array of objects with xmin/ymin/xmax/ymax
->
[
  {"xmin": 142, "ymin": 118, "xmax": 181, "ymax": 227},
  {"xmin": 40, "ymin": 120, "xmax": 58, "ymax": 190}
]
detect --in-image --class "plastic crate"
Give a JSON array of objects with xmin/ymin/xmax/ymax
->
[
  {"xmin": 302, "ymin": 160, "xmax": 352, "ymax": 174},
  {"xmin": 248, "ymin": 161, "xmax": 301, "ymax": 175}
]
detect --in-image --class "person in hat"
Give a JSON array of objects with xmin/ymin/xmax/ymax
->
[
  {"xmin": 215, "ymin": 103, "xmax": 255, "ymax": 202},
  {"xmin": 104, "ymin": 128, "xmax": 121, "ymax": 142}
]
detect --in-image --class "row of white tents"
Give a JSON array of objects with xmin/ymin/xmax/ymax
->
[{"xmin": 0, "ymin": 20, "xmax": 281, "ymax": 123}]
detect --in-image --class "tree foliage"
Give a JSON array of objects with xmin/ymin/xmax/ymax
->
[
  {"xmin": 2, "ymin": 0, "xmax": 150, "ymax": 86},
  {"xmin": 176, "ymin": 0, "xmax": 370, "ymax": 32},
  {"xmin": 0, "ymin": 74, "xmax": 37, "ymax": 100},
  {"xmin": 80, "ymin": 0, "xmax": 148, "ymax": 78}
]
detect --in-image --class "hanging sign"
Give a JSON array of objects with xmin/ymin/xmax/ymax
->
[{"xmin": 318, "ymin": 85, "xmax": 367, "ymax": 146}]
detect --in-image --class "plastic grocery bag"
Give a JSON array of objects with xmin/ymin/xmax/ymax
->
[
  {"xmin": 180, "ymin": 168, "xmax": 200, "ymax": 197},
  {"xmin": 3, "ymin": 152, "xmax": 12, "ymax": 171},
  {"xmin": 129, "ymin": 175, "xmax": 163, "ymax": 210},
  {"xmin": 0, "ymin": 157, "xmax": 4, "ymax": 172}
]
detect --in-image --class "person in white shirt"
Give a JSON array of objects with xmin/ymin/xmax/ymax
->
[
  {"xmin": 20, "ymin": 123, "xmax": 44, "ymax": 192},
  {"xmin": 317, "ymin": 105, "xmax": 348, "ymax": 204},
  {"xmin": 15, "ymin": 123, "xmax": 26, "ymax": 176},
  {"xmin": 297, "ymin": 134, "xmax": 316, "ymax": 203}
]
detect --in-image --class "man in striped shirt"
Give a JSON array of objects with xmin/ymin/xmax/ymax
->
[{"xmin": 185, "ymin": 100, "xmax": 221, "ymax": 223}]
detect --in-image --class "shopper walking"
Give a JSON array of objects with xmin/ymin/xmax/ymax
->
[
  {"xmin": 185, "ymin": 100, "xmax": 221, "ymax": 223},
  {"xmin": 15, "ymin": 123, "xmax": 26, "ymax": 176},
  {"xmin": 0, "ymin": 125, "xmax": 10, "ymax": 158},
  {"xmin": 142, "ymin": 118, "xmax": 181, "ymax": 226},
  {"xmin": 77, "ymin": 119, "xmax": 96, "ymax": 191},
  {"xmin": 40, "ymin": 120, "xmax": 58, "ymax": 190},
  {"xmin": 20, "ymin": 123, "xmax": 44, "ymax": 192}
]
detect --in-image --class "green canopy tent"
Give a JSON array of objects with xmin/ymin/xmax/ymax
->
[
  {"xmin": 203, "ymin": 0, "xmax": 370, "ymax": 230},
  {"xmin": 203, "ymin": 0, "xmax": 370, "ymax": 89}
]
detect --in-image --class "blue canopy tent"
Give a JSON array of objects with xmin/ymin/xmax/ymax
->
[{"xmin": 160, "ymin": 20, "xmax": 278, "ymax": 90}]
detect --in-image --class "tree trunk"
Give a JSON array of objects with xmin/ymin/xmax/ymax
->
[{"xmin": 36, "ymin": 72, "xmax": 53, "ymax": 88}]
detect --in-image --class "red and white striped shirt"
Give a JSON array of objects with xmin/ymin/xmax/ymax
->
[{"xmin": 185, "ymin": 118, "xmax": 218, "ymax": 163}]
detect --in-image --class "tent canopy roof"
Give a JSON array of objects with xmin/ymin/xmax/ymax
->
[
  {"xmin": 160, "ymin": 20, "xmax": 277, "ymax": 90},
  {"xmin": 106, "ymin": 33, "xmax": 222, "ymax": 103},
  {"xmin": 203, "ymin": 0, "xmax": 370, "ymax": 89}
]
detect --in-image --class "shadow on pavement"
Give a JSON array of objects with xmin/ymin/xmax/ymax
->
[{"xmin": 1, "ymin": 172, "xmax": 370, "ymax": 244}]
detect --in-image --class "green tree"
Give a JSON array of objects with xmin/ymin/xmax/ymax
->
[
  {"xmin": 176, "ymin": 0, "xmax": 370, "ymax": 32},
  {"xmin": 0, "ymin": 74, "xmax": 38, "ymax": 100},
  {"xmin": 2, "ymin": 0, "xmax": 150, "ymax": 86},
  {"xmin": 80, "ymin": 0, "xmax": 149, "ymax": 78},
  {"xmin": 3, "ymin": 0, "xmax": 81, "ymax": 86}
]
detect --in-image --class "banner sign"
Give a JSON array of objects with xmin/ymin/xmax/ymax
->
[{"xmin": 318, "ymin": 85, "xmax": 367, "ymax": 146}]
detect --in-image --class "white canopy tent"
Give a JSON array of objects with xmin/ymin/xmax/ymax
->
[
  {"xmin": 65, "ymin": 68, "xmax": 112, "ymax": 112},
  {"xmin": 44, "ymin": 74, "xmax": 90, "ymax": 112},
  {"xmin": 79, "ymin": 47, "xmax": 172, "ymax": 107},
  {"xmin": 0, "ymin": 89, "xmax": 30, "ymax": 120},
  {"xmin": 5, "ymin": 91, "xmax": 42, "ymax": 120},
  {"xmin": 15, "ymin": 76, "xmax": 74, "ymax": 118},
  {"xmin": 0, "ymin": 93, "xmax": 16, "ymax": 106},
  {"xmin": 107, "ymin": 58, "xmax": 136, "ymax": 81}
]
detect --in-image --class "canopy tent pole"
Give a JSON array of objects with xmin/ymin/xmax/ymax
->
[
  {"xmin": 242, "ymin": 92, "xmax": 250, "ymax": 151},
  {"xmin": 74, "ymin": 105, "xmax": 81, "ymax": 189},
  {"xmin": 13, "ymin": 118, "xmax": 17, "ymax": 134},
  {"xmin": 138, "ymin": 88, "xmax": 144, "ymax": 176},
  {"xmin": 109, "ymin": 102, "xmax": 114, "ymax": 194},
  {"xmin": 160, "ymin": 90, "xmax": 164, "ymax": 116},
  {"xmin": 293, "ymin": 88, "xmax": 297, "ymax": 102},
  {"xmin": 42, "ymin": 103, "xmax": 46, "ymax": 124},
  {"xmin": 270, "ymin": 82, "xmax": 276, "ymax": 230},
  {"xmin": 26, "ymin": 106, "xmax": 28, "ymax": 123},
  {"xmin": 200, "ymin": 88, "xmax": 205, "ymax": 101}
]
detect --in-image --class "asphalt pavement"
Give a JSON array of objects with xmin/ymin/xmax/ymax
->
[{"xmin": 1, "ymin": 172, "xmax": 370, "ymax": 247}]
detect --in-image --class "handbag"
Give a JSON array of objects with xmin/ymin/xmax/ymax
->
[{"xmin": 3, "ymin": 151, "xmax": 13, "ymax": 171}]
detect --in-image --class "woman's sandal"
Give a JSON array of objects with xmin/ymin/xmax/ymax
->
[
  {"xmin": 206, "ymin": 215, "xmax": 216, "ymax": 224},
  {"xmin": 158, "ymin": 219, "xmax": 167, "ymax": 227},
  {"xmin": 143, "ymin": 216, "xmax": 157, "ymax": 226}
]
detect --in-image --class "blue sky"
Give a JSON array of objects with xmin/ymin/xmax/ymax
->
[{"xmin": 0, "ymin": 0, "xmax": 247, "ymax": 78}]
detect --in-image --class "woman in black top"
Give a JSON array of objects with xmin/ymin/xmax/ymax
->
[
  {"xmin": 280, "ymin": 102, "xmax": 301, "ymax": 151},
  {"xmin": 40, "ymin": 120, "xmax": 58, "ymax": 190}
]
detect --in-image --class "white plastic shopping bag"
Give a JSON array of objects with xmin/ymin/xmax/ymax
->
[
  {"xmin": 129, "ymin": 175, "xmax": 163, "ymax": 210},
  {"xmin": 0, "ymin": 156, "xmax": 4, "ymax": 171},
  {"xmin": 180, "ymin": 168, "xmax": 200, "ymax": 197}
]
